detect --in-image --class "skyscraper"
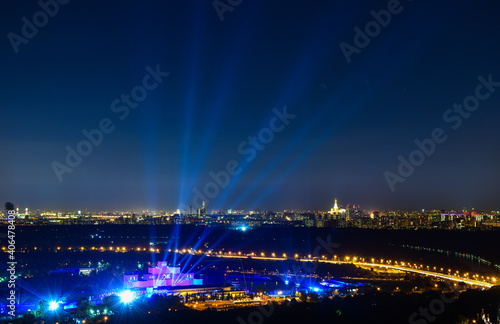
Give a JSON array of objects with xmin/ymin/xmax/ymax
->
[
  {"xmin": 330, "ymin": 198, "xmax": 339, "ymax": 215},
  {"xmin": 197, "ymin": 201, "xmax": 206, "ymax": 218}
]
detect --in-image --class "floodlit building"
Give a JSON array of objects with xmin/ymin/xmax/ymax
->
[
  {"xmin": 330, "ymin": 198, "xmax": 339, "ymax": 215},
  {"xmin": 123, "ymin": 261, "xmax": 202, "ymax": 289},
  {"xmin": 329, "ymin": 198, "xmax": 347, "ymax": 218}
]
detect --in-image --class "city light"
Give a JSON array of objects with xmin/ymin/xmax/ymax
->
[
  {"xmin": 49, "ymin": 301, "xmax": 60, "ymax": 311},
  {"xmin": 119, "ymin": 290, "xmax": 136, "ymax": 304}
]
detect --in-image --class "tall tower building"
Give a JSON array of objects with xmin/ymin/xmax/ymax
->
[
  {"xmin": 329, "ymin": 198, "xmax": 339, "ymax": 216},
  {"xmin": 333, "ymin": 198, "xmax": 339, "ymax": 215},
  {"xmin": 197, "ymin": 201, "xmax": 206, "ymax": 218},
  {"xmin": 201, "ymin": 201, "xmax": 206, "ymax": 217}
]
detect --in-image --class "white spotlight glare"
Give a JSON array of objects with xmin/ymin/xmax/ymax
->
[
  {"xmin": 49, "ymin": 301, "xmax": 60, "ymax": 311},
  {"xmin": 119, "ymin": 290, "xmax": 135, "ymax": 304}
]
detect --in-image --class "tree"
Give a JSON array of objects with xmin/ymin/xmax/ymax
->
[
  {"xmin": 36, "ymin": 300, "xmax": 49, "ymax": 318},
  {"xmin": 103, "ymin": 294, "xmax": 120, "ymax": 310},
  {"xmin": 457, "ymin": 314, "xmax": 470, "ymax": 324},
  {"xmin": 77, "ymin": 296, "xmax": 93, "ymax": 317},
  {"xmin": 20, "ymin": 312, "xmax": 36, "ymax": 324}
]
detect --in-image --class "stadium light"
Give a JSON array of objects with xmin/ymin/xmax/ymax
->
[
  {"xmin": 119, "ymin": 290, "xmax": 136, "ymax": 304},
  {"xmin": 49, "ymin": 301, "xmax": 60, "ymax": 311}
]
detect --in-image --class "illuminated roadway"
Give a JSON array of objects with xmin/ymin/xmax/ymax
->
[
  {"xmin": 210, "ymin": 253, "xmax": 494, "ymax": 288},
  {"xmin": 22, "ymin": 244, "xmax": 495, "ymax": 288}
]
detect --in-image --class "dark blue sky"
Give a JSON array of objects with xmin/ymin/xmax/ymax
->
[{"xmin": 1, "ymin": 0, "xmax": 500, "ymax": 211}]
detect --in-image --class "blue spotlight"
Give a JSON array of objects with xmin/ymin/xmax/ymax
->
[
  {"xmin": 285, "ymin": 280, "xmax": 289, "ymax": 285},
  {"xmin": 240, "ymin": 226, "xmax": 247, "ymax": 232},
  {"xmin": 48, "ymin": 301, "xmax": 60, "ymax": 311},
  {"xmin": 119, "ymin": 290, "xmax": 136, "ymax": 304}
]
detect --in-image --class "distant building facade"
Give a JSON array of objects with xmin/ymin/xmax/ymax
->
[{"xmin": 123, "ymin": 261, "xmax": 202, "ymax": 289}]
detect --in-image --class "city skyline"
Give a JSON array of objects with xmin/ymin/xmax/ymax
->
[{"xmin": 6, "ymin": 199, "xmax": 500, "ymax": 215}]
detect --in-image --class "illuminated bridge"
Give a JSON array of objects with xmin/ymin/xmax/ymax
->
[
  {"xmin": 211, "ymin": 253, "xmax": 495, "ymax": 288},
  {"xmin": 30, "ymin": 244, "xmax": 497, "ymax": 289}
]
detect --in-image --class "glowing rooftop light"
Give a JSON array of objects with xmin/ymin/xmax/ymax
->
[
  {"xmin": 49, "ymin": 301, "xmax": 60, "ymax": 311},
  {"xmin": 119, "ymin": 290, "xmax": 136, "ymax": 304}
]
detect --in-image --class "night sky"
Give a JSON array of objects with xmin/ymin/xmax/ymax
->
[{"xmin": 1, "ymin": 0, "xmax": 500, "ymax": 212}]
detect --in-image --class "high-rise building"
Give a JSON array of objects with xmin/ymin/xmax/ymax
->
[
  {"xmin": 330, "ymin": 198, "xmax": 339, "ymax": 215},
  {"xmin": 197, "ymin": 201, "xmax": 206, "ymax": 218},
  {"xmin": 123, "ymin": 261, "xmax": 202, "ymax": 289}
]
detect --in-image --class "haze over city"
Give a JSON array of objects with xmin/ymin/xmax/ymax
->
[{"xmin": 2, "ymin": 1, "xmax": 500, "ymax": 211}]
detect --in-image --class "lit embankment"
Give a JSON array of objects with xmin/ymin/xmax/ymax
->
[
  {"xmin": 213, "ymin": 253, "xmax": 495, "ymax": 288},
  {"xmin": 6, "ymin": 245, "xmax": 496, "ymax": 288}
]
